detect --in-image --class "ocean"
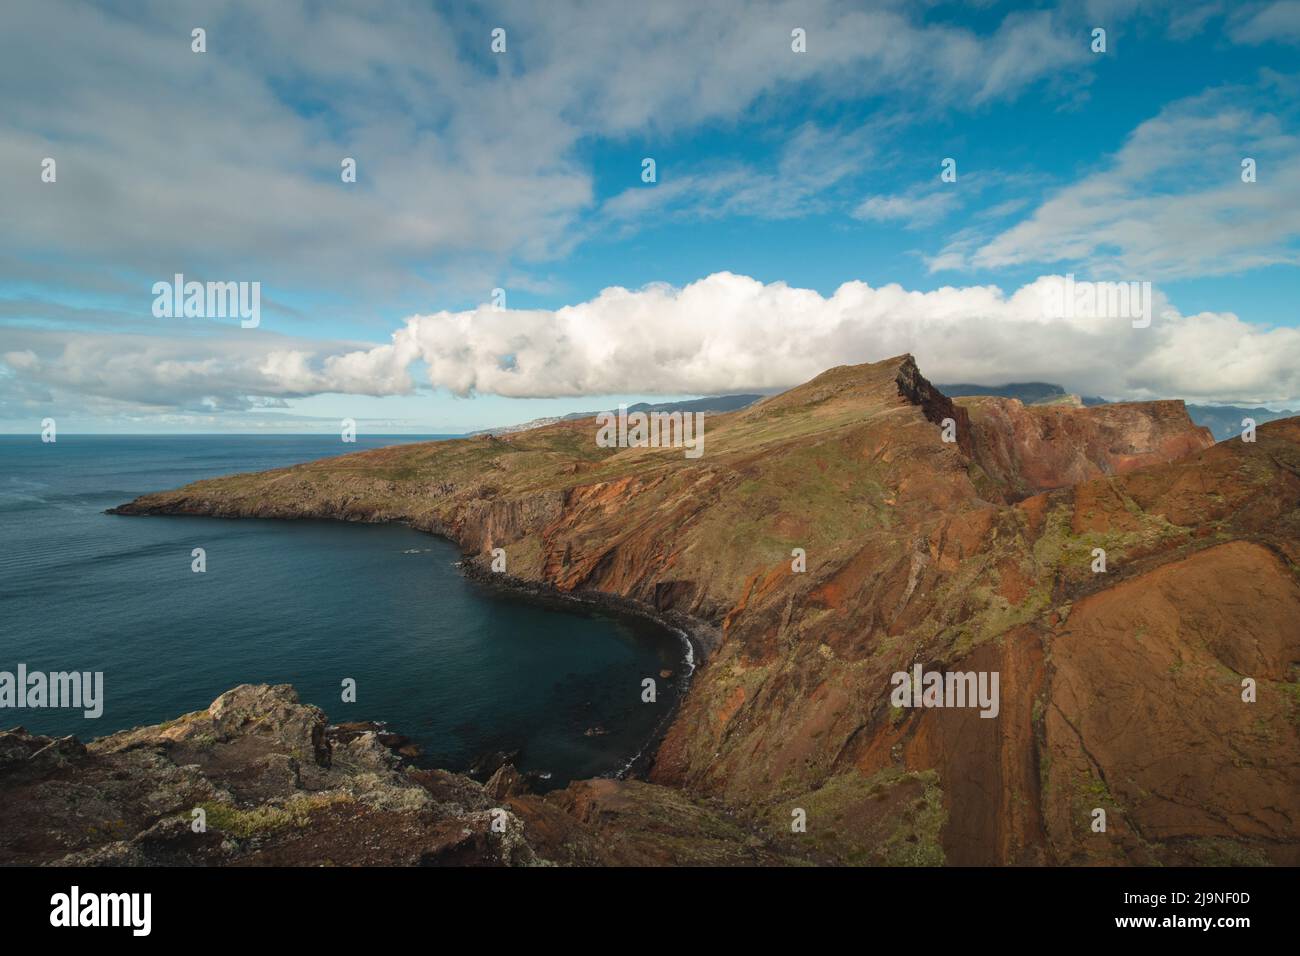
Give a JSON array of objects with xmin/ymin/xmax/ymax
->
[{"xmin": 0, "ymin": 435, "xmax": 687, "ymax": 788}]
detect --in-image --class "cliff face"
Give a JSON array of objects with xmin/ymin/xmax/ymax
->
[
  {"xmin": 961, "ymin": 396, "xmax": 1215, "ymax": 501},
  {"xmin": 105, "ymin": 355, "xmax": 1300, "ymax": 866}
]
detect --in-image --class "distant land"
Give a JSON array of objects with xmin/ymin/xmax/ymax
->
[
  {"xmin": 937, "ymin": 382, "xmax": 1107, "ymax": 407},
  {"xmin": 482, "ymin": 382, "xmax": 1295, "ymax": 443},
  {"xmin": 471, "ymin": 393, "xmax": 764, "ymax": 436},
  {"xmin": 939, "ymin": 383, "xmax": 1298, "ymax": 440}
]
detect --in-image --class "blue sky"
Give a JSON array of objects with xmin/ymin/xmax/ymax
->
[{"xmin": 1, "ymin": 0, "xmax": 1298, "ymax": 433}]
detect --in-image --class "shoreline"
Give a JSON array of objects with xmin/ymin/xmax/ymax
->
[
  {"xmin": 105, "ymin": 503, "xmax": 718, "ymax": 788},
  {"xmin": 455, "ymin": 553, "xmax": 719, "ymax": 782}
]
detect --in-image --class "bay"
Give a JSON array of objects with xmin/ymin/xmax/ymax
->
[{"xmin": 0, "ymin": 435, "xmax": 686, "ymax": 788}]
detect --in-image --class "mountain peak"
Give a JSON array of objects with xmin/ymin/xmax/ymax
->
[{"xmin": 745, "ymin": 353, "xmax": 930, "ymax": 415}]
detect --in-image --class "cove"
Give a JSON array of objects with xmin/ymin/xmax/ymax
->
[{"xmin": 0, "ymin": 436, "xmax": 689, "ymax": 790}]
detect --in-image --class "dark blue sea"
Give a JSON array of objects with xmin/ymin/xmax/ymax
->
[{"xmin": 0, "ymin": 435, "xmax": 687, "ymax": 788}]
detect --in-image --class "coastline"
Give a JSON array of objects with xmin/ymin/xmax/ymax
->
[
  {"xmin": 456, "ymin": 553, "xmax": 719, "ymax": 781},
  {"xmin": 106, "ymin": 502, "xmax": 718, "ymax": 787}
]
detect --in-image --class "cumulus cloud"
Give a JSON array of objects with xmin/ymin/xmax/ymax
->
[
  {"xmin": 0, "ymin": 328, "xmax": 397, "ymax": 415},
  {"xmin": 4, "ymin": 3, "xmax": 1297, "ymax": 425},
  {"xmin": 322, "ymin": 272, "xmax": 1300, "ymax": 406},
  {"xmin": 7, "ymin": 272, "xmax": 1299, "ymax": 411}
]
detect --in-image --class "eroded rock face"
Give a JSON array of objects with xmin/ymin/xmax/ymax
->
[
  {"xmin": 962, "ymin": 396, "xmax": 1215, "ymax": 501},
  {"xmin": 1042, "ymin": 540, "xmax": 1300, "ymax": 865},
  {"xmin": 103, "ymin": 357, "xmax": 1300, "ymax": 866}
]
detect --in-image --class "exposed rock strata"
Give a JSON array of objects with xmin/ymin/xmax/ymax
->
[{"xmin": 962, "ymin": 396, "xmax": 1215, "ymax": 500}]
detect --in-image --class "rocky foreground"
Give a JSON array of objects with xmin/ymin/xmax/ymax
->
[
  {"xmin": 0, "ymin": 683, "xmax": 790, "ymax": 866},
  {"xmin": 60, "ymin": 355, "xmax": 1300, "ymax": 865}
]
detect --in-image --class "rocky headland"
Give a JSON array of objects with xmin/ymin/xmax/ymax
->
[{"xmin": 13, "ymin": 354, "xmax": 1296, "ymax": 866}]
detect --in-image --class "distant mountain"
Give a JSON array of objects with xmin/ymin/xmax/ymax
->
[
  {"xmin": 939, "ymin": 382, "xmax": 1294, "ymax": 439},
  {"xmin": 472, "ymin": 393, "xmax": 762, "ymax": 436},
  {"xmin": 938, "ymin": 382, "xmax": 1109, "ymax": 407},
  {"xmin": 938, "ymin": 382, "xmax": 1071, "ymax": 404}
]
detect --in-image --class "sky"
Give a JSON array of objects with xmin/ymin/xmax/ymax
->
[{"xmin": 1, "ymin": 0, "xmax": 1298, "ymax": 434}]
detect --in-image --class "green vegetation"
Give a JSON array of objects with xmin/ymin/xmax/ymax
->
[
  {"xmin": 196, "ymin": 793, "xmax": 352, "ymax": 838},
  {"xmin": 768, "ymin": 768, "xmax": 947, "ymax": 866}
]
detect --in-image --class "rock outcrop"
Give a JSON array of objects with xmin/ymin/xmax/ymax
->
[
  {"xmin": 962, "ymin": 396, "xmax": 1215, "ymax": 500},
  {"xmin": 0, "ymin": 684, "xmax": 801, "ymax": 867},
  {"xmin": 0, "ymin": 684, "xmax": 540, "ymax": 866},
  {"xmin": 99, "ymin": 355, "xmax": 1300, "ymax": 866}
]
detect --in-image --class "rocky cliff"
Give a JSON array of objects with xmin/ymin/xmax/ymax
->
[
  {"xmin": 97, "ymin": 355, "xmax": 1300, "ymax": 866},
  {"xmin": 962, "ymin": 396, "xmax": 1215, "ymax": 500}
]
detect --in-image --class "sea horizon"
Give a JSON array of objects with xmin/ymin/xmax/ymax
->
[{"xmin": 0, "ymin": 434, "xmax": 689, "ymax": 789}]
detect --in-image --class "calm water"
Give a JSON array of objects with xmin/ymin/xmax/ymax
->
[{"xmin": 0, "ymin": 435, "xmax": 686, "ymax": 787}]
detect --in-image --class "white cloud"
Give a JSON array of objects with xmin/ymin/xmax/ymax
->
[
  {"xmin": 0, "ymin": 327, "xmax": 394, "ymax": 415},
  {"xmin": 854, "ymin": 191, "xmax": 957, "ymax": 228},
  {"xmin": 1231, "ymin": 1, "xmax": 1300, "ymax": 43},
  {"xmin": 932, "ymin": 77, "xmax": 1300, "ymax": 278},
  {"xmin": 598, "ymin": 121, "xmax": 894, "ymax": 234},
  {"xmin": 0, "ymin": 0, "xmax": 1096, "ymax": 303},
  {"xmin": 2, "ymin": 350, "xmax": 39, "ymax": 371},
  {"xmin": 8, "ymin": 272, "xmax": 1299, "ymax": 411},
  {"xmin": 322, "ymin": 272, "xmax": 1300, "ymax": 405},
  {"xmin": 4, "ymin": 3, "xmax": 1297, "ymax": 424}
]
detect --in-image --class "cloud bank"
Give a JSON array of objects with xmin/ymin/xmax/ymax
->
[
  {"xmin": 14, "ymin": 273, "xmax": 1292, "ymax": 415},
  {"xmin": 353, "ymin": 273, "xmax": 1300, "ymax": 405}
]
